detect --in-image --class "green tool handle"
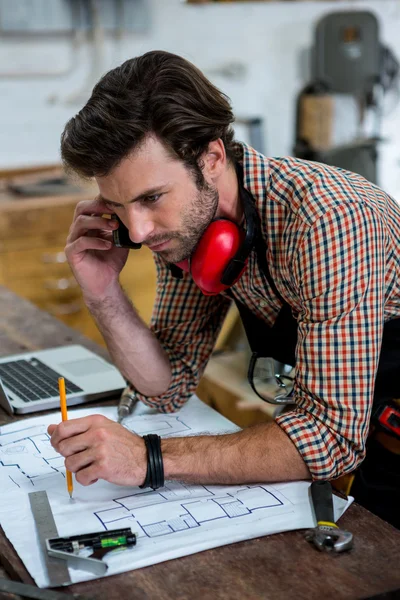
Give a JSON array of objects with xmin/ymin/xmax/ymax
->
[{"xmin": 311, "ymin": 481, "xmax": 335, "ymax": 525}]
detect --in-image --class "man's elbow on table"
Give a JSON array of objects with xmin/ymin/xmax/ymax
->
[{"xmin": 276, "ymin": 411, "xmax": 366, "ymax": 482}]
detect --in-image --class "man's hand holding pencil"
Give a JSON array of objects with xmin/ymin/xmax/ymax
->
[{"xmin": 48, "ymin": 411, "xmax": 148, "ymax": 488}]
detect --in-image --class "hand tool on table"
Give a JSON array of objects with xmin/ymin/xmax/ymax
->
[
  {"xmin": 29, "ymin": 490, "xmax": 137, "ymax": 586},
  {"xmin": 305, "ymin": 481, "xmax": 353, "ymax": 553},
  {"xmin": 118, "ymin": 386, "xmax": 138, "ymax": 423},
  {"xmin": 46, "ymin": 528, "xmax": 137, "ymax": 576},
  {"xmin": 29, "ymin": 490, "xmax": 71, "ymax": 587}
]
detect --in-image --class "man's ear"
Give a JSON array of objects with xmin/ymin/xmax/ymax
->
[{"xmin": 202, "ymin": 139, "xmax": 226, "ymax": 183}]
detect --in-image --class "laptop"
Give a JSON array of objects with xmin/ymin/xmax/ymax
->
[{"xmin": 0, "ymin": 345, "xmax": 126, "ymax": 415}]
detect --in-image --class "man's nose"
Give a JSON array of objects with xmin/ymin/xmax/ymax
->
[{"xmin": 125, "ymin": 211, "xmax": 154, "ymax": 245}]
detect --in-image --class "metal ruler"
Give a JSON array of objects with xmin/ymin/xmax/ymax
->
[{"xmin": 28, "ymin": 490, "xmax": 71, "ymax": 587}]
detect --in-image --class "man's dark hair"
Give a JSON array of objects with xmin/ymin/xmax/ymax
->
[{"xmin": 61, "ymin": 50, "xmax": 238, "ymax": 183}]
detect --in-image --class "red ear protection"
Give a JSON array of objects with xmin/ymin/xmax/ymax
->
[
  {"xmin": 174, "ymin": 167, "xmax": 260, "ymax": 296},
  {"xmin": 176, "ymin": 219, "xmax": 246, "ymax": 295}
]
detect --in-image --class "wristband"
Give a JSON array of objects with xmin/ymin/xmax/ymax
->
[
  {"xmin": 149, "ymin": 434, "xmax": 164, "ymax": 490},
  {"xmin": 139, "ymin": 434, "xmax": 164, "ymax": 490}
]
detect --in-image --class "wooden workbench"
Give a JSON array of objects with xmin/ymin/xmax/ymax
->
[{"xmin": 0, "ymin": 285, "xmax": 399, "ymax": 600}]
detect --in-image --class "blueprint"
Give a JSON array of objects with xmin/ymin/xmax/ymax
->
[
  {"xmin": 0, "ymin": 397, "xmax": 236, "ymax": 495},
  {"xmin": 0, "ymin": 396, "xmax": 352, "ymax": 588},
  {"xmin": 94, "ymin": 481, "xmax": 284, "ymax": 535}
]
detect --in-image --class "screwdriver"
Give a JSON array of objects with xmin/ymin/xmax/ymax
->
[{"xmin": 117, "ymin": 386, "xmax": 138, "ymax": 423}]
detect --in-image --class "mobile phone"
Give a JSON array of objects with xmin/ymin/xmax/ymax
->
[{"xmin": 112, "ymin": 216, "xmax": 142, "ymax": 249}]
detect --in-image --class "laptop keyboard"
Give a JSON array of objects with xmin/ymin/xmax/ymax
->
[{"xmin": 0, "ymin": 358, "xmax": 83, "ymax": 403}]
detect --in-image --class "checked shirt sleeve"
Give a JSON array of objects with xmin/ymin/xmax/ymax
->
[
  {"xmin": 275, "ymin": 198, "xmax": 386, "ymax": 480},
  {"xmin": 133, "ymin": 254, "xmax": 231, "ymax": 412}
]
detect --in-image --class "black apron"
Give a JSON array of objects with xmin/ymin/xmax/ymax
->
[{"xmin": 232, "ymin": 233, "xmax": 400, "ymax": 417}]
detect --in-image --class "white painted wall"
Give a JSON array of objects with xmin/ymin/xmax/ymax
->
[{"xmin": 1, "ymin": 0, "xmax": 400, "ymax": 198}]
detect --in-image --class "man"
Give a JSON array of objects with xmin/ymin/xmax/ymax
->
[{"xmin": 49, "ymin": 50, "xmax": 400, "ymax": 528}]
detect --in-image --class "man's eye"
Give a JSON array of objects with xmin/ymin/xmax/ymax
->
[{"xmin": 143, "ymin": 194, "xmax": 161, "ymax": 204}]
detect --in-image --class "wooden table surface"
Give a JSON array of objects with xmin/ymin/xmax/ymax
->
[{"xmin": 0, "ymin": 285, "xmax": 399, "ymax": 600}]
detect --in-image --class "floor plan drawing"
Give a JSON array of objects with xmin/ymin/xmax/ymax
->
[
  {"xmin": 0, "ymin": 400, "xmax": 352, "ymax": 589},
  {"xmin": 0, "ymin": 402, "xmax": 227, "ymax": 494},
  {"xmin": 0, "ymin": 415, "xmax": 193, "ymax": 492},
  {"xmin": 122, "ymin": 414, "xmax": 192, "ymax": 437},
  {"xmin": 94, "ymin": 482, "xmax": 283, "ymax": 538},
  {"xmin": 0, "ymin": 425, "xmax": 66, "ymax": 492}
]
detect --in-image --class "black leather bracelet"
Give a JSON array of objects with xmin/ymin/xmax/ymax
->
[
  {"xmin": 151, "ymin": 434, "xmax": 164, "ymax": 490},
  {"xmin": 139, "ymin": 434, "xmax": 164, "ymax": 490},
  {"xmin": 156, "ymin": 435, "xmax": 164, "ymax": 488},
  {"xmin": 139, "ymin": 445, "xmax": 150, "ymax": 489},
  {"xmin": 149, "ymin": 434, "xmax": 163, "ymax": 490},
  {"xmin": 139, "ymin": 436, "xmax": 152, "ymax": 489}
]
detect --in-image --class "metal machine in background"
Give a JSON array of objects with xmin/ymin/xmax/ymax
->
[
  {"xmin": 294, "ymin": 11, "xmax": 400, "ymax": 184},
  {"xmin": 235, "ymin": 117, "xmax": 265, "ymax": 155}
]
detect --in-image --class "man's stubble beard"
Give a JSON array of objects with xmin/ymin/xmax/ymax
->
[{"xmin": 159, "ymin": 181, "xmax": 219, "ymax": 264}]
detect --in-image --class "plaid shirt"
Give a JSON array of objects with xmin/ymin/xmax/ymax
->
[{"xmin": 133, "ymin": 142, "xmax": 400, "ymax": 480}]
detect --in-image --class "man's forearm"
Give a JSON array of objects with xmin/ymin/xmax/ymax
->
[
  {"xmin": 162, "ymin": 421, "xmax": 311, "ymax": 484},
  {"xmin": 85, "ymin": 284, "xmax": 172, "ymax": 397}
]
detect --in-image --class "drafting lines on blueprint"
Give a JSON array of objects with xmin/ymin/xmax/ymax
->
[
  {"xmin": 0, "ymin": 413, "xmax": 197, "ymax": 494},
  {"xmin": 94, "ymin": 481, "xmax": 285, "ymax": 539},
  {"xmin": 122, "ymin": 414, "xmax": 191, "ymax": 437},
  {"xmin": 0, "ymin": 424, "xmax": 65, "ymax": 493}
]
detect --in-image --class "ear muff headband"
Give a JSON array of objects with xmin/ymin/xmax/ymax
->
[{"xmin": 220, "ymin": 182, "xmax": 260, "ymax": 286}]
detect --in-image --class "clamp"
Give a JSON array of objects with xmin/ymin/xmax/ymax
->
[{"xmin": 305, "ymin": 481, "xmax": 353, "ymax": 553}]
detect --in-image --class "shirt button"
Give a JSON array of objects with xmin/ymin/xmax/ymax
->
[{"xmin": 260, "ymin": 301, "xmax": 267, "ymax": 308}]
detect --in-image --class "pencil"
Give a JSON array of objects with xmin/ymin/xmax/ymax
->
[{"xmin": 58, "ymin": 377, "xmax": 74, "ymax": 499}]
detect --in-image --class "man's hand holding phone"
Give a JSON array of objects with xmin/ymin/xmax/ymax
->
[{"xmin": 65, "ymin": 197, "xmax": 129, "ymax": 301}]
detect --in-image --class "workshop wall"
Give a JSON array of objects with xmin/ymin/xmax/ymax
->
[{"xmin": 1, "ymin": 0, "xmax": 400, "ymax": 199}]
